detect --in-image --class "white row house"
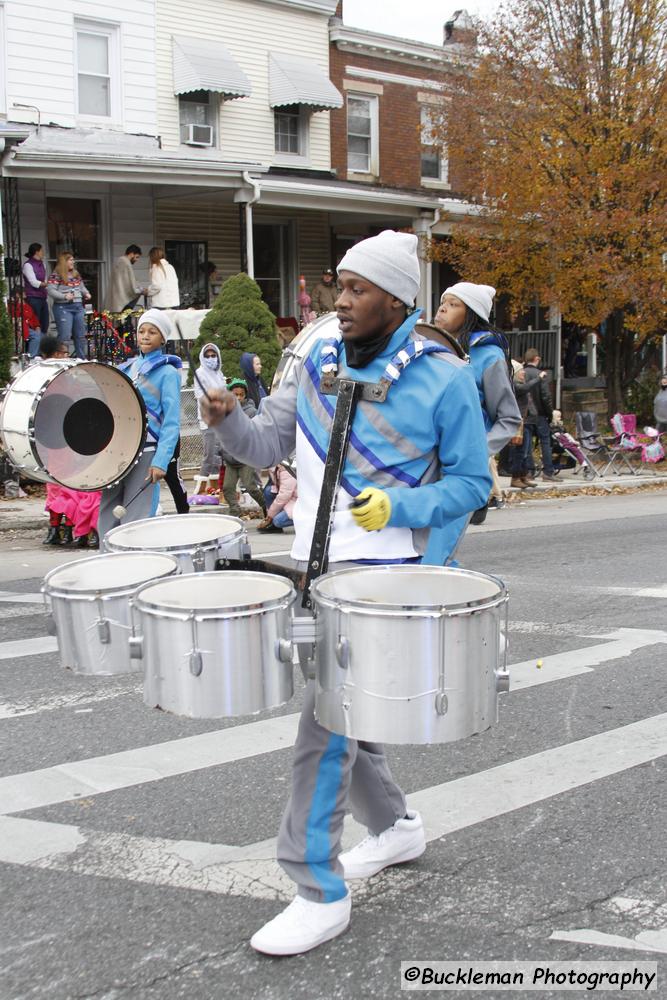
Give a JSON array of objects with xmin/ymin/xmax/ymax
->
[{"xmin": 0, "ymin": 0, "xmax": 466, "ymax": 322}]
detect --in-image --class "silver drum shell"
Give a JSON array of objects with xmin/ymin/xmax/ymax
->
[
  {"xmin": 310, "ymin": 565, "xmax": 508, "ymax": 745},
  {"xmin": 134, "ymin": 571, "xmax": 297, "ymax": 719},
  {"xmin": 104, "ymin": 513, "xmax": 247, "ymax": 572},
  {"xmin": 42, "ymin": 552, "xmax": 180, "ymax": 675}
]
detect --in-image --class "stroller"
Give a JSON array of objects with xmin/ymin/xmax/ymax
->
[{"xmin": 552, "ymin": 428, "xmax": 598, "ymax": 479}]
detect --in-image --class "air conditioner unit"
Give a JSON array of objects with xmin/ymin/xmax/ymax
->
[{"xmin": 184, "ymin": 123, "xmax": 213, "ymax": 147}]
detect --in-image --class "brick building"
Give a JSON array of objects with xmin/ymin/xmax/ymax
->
[{"xmin": 328, "ymin": 4, "xmax": 479, "ymax": 316}]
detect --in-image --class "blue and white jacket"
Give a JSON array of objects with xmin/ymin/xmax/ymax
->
[
  {"xmin": 119, "ymin": 349, "xmax": 181, "ymax": 472},
  {"xmin": 212, "ymin": 312, "xmax": 490, "ymax": 566}
]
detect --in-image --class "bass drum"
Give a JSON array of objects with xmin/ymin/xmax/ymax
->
[{"xmin": 0, "ymin": 360, "xmax": 146, "ymax": 490}]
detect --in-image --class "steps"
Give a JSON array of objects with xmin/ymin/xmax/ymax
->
[{"xmin": 561, "ymin": 387, "xmax": 607, "ymax": 421}]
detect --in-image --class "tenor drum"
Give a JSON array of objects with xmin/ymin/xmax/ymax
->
[
  {"xmin": 42, "ymin": 552, "xmax": 179, "ymax": 675},
  {"xmin": 0, "ymin": 360, "xmax": 146, "ymax": 489},
  {"xmin": 133, "ymin": 572, "xmax": 297, "ymax": 718},
  {"xmin": 311, "ymin": 566, "xmax": 509, "ymax": 745},
  {"xmin": 104, "ymin": 513, "xmax": 248, "ymax": 572}
]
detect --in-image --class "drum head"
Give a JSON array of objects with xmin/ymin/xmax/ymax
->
[
  {"xmin": 106, "ymin": 514, "xmax": 242, "ymax": 550},
  {"xmin": 136, "ymin": 571, "xmax": 294, "ymax": 613},
  {"xmin": 44, "ymin": 552, "xmax": 179, "ymax": 594},
  {"xmin": 312, "ymin": 566, "xmax": 504, "ymax": 611},
  {"xmin": 34, "ymin": 363, "xmax": 145, "ymax": 489}
]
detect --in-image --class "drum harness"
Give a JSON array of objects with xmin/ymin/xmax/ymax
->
[{"xmin": 219, "ymin": 326, "xmax": 462, "ymax": 613}]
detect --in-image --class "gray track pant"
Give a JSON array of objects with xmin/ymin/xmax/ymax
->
[
  {"xmin": 97, "ymin": 448, "xmax": 159, "ymax": 543},
  {"xmin": 277, "ymin": 587, "xmax": 407, "ymax": 903}
]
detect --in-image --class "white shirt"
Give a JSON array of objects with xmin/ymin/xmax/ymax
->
[
  {"xmin": 22, "ymin": 261, "xmax": 43, "ymax": 289},
  {"xmin": 148, "ymin": 260, "xmax": 180, "ymax": 308}
]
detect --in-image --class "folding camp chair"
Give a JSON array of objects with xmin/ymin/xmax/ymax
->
[
  {"xmin": 609, "ymin": 413, "xmax": 665, "ymax": 470},
  {"xmin": 574, "ymin": 411, "xmax": 637, "ymax": 476}
]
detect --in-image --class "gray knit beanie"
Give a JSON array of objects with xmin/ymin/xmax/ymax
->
[{"xmin": 337, "ymin": 230, "xmax": 421, "ymax": 307}]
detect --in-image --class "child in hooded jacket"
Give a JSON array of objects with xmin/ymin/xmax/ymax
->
[{"xmin": 221, "ymin": 379, "xmax": 267, "ymax": 518}]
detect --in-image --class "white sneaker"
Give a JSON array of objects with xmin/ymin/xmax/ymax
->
[
  {"xmin": 340, "ymin": 810, "xmax": 426, "ymax": 879},
  {"xmin": 250, "ymin": 891, "xmax": 351, "ymax": 956}
]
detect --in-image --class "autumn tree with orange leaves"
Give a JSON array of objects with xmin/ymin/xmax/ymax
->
[{"xmin": 427, "ymin": 0, "xmax": 667, "ymax": 413}]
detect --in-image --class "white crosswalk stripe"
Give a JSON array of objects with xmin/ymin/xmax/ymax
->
[
  {"xmin": 1, "ymin": 714, "xmax": 666, "ymax": 901},
  {"xmin": 1, "ymin": 615, "xmax": 666, "ymax": 906}
]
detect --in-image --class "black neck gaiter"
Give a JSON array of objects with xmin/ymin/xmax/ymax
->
[{"xmin": 343, "ymin": 330, "xmax": 395, "ymax": 369}]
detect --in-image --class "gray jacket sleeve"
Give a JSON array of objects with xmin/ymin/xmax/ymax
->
[
  {"xmin": 211, "ymin": 359, "xmax": 300, "ymax": 468},
  {"xmin": 482, "ymin": 358, "xmax": 522, "ymax": 455}
]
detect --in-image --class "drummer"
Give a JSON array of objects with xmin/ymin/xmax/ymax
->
[
  {"xmin": 201, "ymin": 230, "xmax": 490, "ymax": 956},
  {"xmin": 97, "ymin": 309, "xmax": 181, "ymax": 540}
]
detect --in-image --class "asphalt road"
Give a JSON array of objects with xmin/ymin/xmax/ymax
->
[{"xmin": 1, "ymin": 490, "xmax": 666, "ymax": 1000}]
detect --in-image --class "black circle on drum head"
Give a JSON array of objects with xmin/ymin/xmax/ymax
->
[{"xmin": 62, "ymin": 398, "xmax": 115, "ymax": 455}]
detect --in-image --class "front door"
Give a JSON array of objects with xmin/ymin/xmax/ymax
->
[
  {"xmin": 47, "ymin": 197, "xmax": 103, "ymax": 308},
  {"xmin": 253, "ymin": 222, "xmax": 290, "ymax": 318}
]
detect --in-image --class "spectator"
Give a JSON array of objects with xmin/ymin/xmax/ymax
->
[
  {"xmin": 258, "ymin": 462, "xmax": 297, "ymax": 533},
  {"xmin": 22, "ymin": 243, "xmax": 50, "ymax": 337},
  {"xmin": 44, "ymin": 484, "xmax": 100, "ymax": 548},
  {"xmin": 9, "ymin": 290, "xmax": 42, "ymax": 358},
  {"xmin": 193, "ymin": 342, "xmax": 227, "ymax": 494},
  {"xmin": 147, "ymin": 246, "xmax": 180, "ymax": 309},
  {"xmin": 509, "ymin": 364, "xmax": 537, "ymax": 488},
  {"xmin": 205, "ymin": 261, "xmax": 222, "ymax": 303},
  {"xmin": 239, "ymin": 352, "xmax": 269, "ymax": 408},
  {"xmin": 654, "ymin": 373, "xmax": 667, "ymax": 432},
  {"xmin": 38, "ymin": 334, "xmax": 69, "ymax": 360},
  {"xmin": 221, "ymin": 379, "xmax": 267, "ymax": 519},
  {"xmin": 97, "ymin": 310, "xmax": 181, "ymax": 540},
  {"xmin": 104, "ymin": 244, "xmax": 146, "ymax": 313},
  {"xmin": 47, "ymin": 252, "xmax": 91, "ymax": 359},
  {"xmin": 521, "ymin": 348, "xmax": 556, "ymax": 481},
  {"xmin": 310, "ymin": 268, "xmax": 338, "ymax": 315}
]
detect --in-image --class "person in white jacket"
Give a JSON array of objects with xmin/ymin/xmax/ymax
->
[
  {"xmin": 147, "ymin": 247, "xmax": 180, "ymax": 309},
  {"xmin": 193, "ymin": 342, "xmax": 226, "ymax": 493}
]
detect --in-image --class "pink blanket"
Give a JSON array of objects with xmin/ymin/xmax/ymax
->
[{"xmin": 46, "ymin": 484, "xmax": 101, "ymax": 538}]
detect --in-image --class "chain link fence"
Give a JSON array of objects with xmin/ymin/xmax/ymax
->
[{"xmin": 180, "ymin": 386, "xmax": 204, "ymax": 473}]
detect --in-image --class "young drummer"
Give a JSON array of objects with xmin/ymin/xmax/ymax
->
[
  {"xmin": 97, "ymin": 310, "xmax": 181, "ymax": 540},
  {"xmin": 200, "ymin": 231, "xmax": 491, "ymax": 957}
]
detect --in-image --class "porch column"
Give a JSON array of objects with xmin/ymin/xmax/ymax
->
[{"xmin": 412, "ymin": 214, "xmax": 431, "ymax": 319}]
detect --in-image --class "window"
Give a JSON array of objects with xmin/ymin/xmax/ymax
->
[
  {"xmin": 420, "ymin": 106, "xmax": 448, "ymax": 185},
  {"xmin": 0, "ymin": 5, "xmax": 6, "ymax": 115},
  {"xmin": 76, "ymin": 22, "xmax": 118, "ymax": 119},
  {"xmin": 179, "ymin": 90, "xmax": 217, "ymax": 146},
  {"xmin": 347, "ymin": 95, "xmax": 378, "ymax": 175},
  {"xmin": 274, "ymin": 105, "xmax": 301, "ymax": 155}
]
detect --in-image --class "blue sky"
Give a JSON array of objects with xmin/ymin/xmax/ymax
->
[{"xmin": 343, "ymin": 0, "xmax": 502, "ymax": 45}]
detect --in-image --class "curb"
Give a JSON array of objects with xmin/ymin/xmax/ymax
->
[{"xmin": 2, "ymin": 477, "xmax": 666, "ymax": 535}]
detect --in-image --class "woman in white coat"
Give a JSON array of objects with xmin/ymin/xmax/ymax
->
[{"xmin": 147, "ymin": 247, "xmax": 180, "ymax": 308}]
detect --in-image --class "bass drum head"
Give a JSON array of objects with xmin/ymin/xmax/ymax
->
[{"xmin": 34, "ymin": 362, "xmax": 145, "ymax": 490}]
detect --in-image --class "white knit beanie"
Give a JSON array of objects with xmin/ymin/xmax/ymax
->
[
  {"xmin": 137, "ymin": 308, "xmax": 174, "ymax": 344},
  {"xmin": 441, "ymin": 282, "xmax": 496, "ymax": 322},
  {"xmin": 337, "ymin": 230, "xmax": 421, "ymax": 307}
]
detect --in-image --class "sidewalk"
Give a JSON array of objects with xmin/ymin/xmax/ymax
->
[{"xmin": 2, "ymin": 467, "xmax": 667, "ymax": 534}]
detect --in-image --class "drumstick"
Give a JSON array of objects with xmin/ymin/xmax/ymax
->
[{"xmin": 112, "ymin": 479, "xmax": 153, "ymax": 520}]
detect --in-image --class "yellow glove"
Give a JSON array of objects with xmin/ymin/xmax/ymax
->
[{"xmin": 350, "ymin": 488, "xmax": 391, "ymax": 531}]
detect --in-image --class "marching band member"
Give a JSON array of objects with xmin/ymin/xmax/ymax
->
[
  {"xmin": 97, "ymin": 310, "xmax": 181, "ymax": 540},
  {"xmin": 201, "ymin": 231, "xmax": 490, "ymax": 956}
]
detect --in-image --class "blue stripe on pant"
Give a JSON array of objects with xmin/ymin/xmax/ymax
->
[
  {"xmin": 277, "ymin": 679, "xmax": 407, "ymax": 903},
  {"xmin": 305, "ymin": 732, "xmax": 348, "ymax": 903}
]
